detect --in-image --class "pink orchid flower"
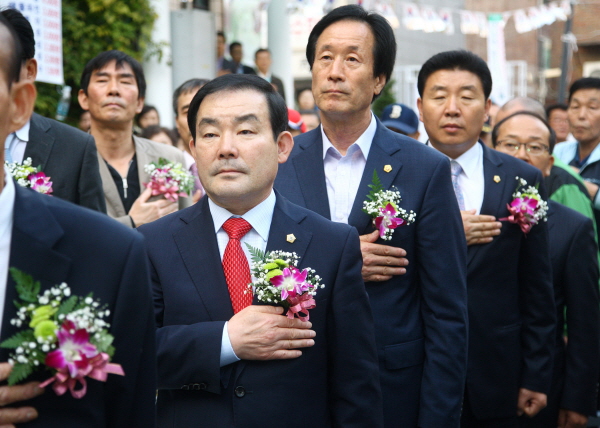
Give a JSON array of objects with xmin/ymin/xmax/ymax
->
[
  {"xmin": 374, "ymin": 203, "xmax": 406, "ymax": 238},
  {"xmin": 270, "ymin": 267, "xmax": 311, "ymax": 300},
  {"xmin": 510, "ymin": 196, "xmax": 539, "ymax": 217},
  {"xmin": 45, "ymin": 320, "xmax": 99, "ymax": 378},
  {"xmin": 28, "ymin": 172, "xmax": 53, "ymax": 195}
]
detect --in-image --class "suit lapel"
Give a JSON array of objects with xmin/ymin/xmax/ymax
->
[
  {"xmin": 97, "ymin": 152, "xmax": 127, "ymax": 217},
  {"xmin": 172, "ymin": 197, "xmax": 234, "ymax": 320},
  {"xmin": 1, "ymin": 186, "xmax": 71, "ymax": 360},
  {"xmin": 133, "ymin": 136, "xmax": 152, "ymax": 186},
  {"xmin": 348, "ymin": 123, "xmax": 403, "ymax": 234},
  {"xmin": 23, "ymin": 114, "xmax": 53, "ymax": 169},
  {"xmin": 291, "ymin": 131, "xmax": 331, "ymax": 219},
  {"xmin": 467, "ymin": 143, "xmax": 509, "ymax": 266}
]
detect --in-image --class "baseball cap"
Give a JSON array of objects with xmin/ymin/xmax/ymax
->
[
  {"xmin": 287, "ymin": 108, "xmax": 307, "ymax": 133},
  {"xmin": 380, "ymin": 103, "xmax": 419, "ymax": 135}
]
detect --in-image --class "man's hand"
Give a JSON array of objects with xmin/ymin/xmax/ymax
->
[
  {"xmin": 359, "ymin": 230, "xmax": 408, "ymax": 282},
  {"xmin": 558, "ymin": 409, "xmax": 588, "ymax": 428},
  {"xmin": 128, "ymin": 187, "xmax": 178, "ymax": 227},
  {"xmin": 517, "ymin": 388, "xmax": 547, "ymax": 417},
  {"xmin": 228, "ymin": 305, "xmax": 315, "ymax": 360},
  {"xmin": 583, "ymin": 181, "xmax": 598, "ymax": 200},
  {"xmin": 461, "ymin": 209, "xmax": 502, "ymax": 246},
  {"xmin": 0, "ymin": 363, "xmax": 42, "ymax": 427}
]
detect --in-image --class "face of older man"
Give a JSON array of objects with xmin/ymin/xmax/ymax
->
[
  {"xmin": 494, "ymin": 114, "xmax": 553, "ymax": 177},
  {"xmin": 568, "ymin": 88, "xmax": 600, "ymax": 146},
  {"xmin": 190, "ymin": 88, "xmax": 293, "ymax": 215},
  {"xmin": 311, "ymin": 20, "xmax": 385, "ymax": 121}
]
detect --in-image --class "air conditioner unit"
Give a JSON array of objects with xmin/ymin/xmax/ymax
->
[{"xmin": 583, "ymin": 61, "xmax": 600, "ymax": 78}]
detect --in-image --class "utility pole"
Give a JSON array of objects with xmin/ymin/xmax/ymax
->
[{"xmin": 558, "ymin": 1, "xmax": 575, "ymax": 103}]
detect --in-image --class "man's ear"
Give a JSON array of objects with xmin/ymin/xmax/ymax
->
[
  {"xmin": 25, "ymin": 58, "xmax": 37, "ymax": 81},
  {"xmin": 78, "ymin": 88, "xmax": 89, "ymax": 111},
  {"xmin": 8, "ymin": 80, "xmax": 36, "ymax": 134},
  {"xmin": 373, "ymin": 74, "xmax": 386, "ymax": 97},
  {"xmin": 417, "ymin": 98, "xmax": 424, "ymax": 122},
  {"xmin": 276, "ymin": 131, "xmax": 294, "ymax": 164},
  {"xmin": 136, "ymin": 97, "xmax": 145, "ymax": 114}
]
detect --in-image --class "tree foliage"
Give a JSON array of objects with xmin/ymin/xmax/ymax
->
[
  {"xmin": 35, "ymin": 0, "xmax": 157, "ymax": 124},
  {"xmin": 372, "ymin": 79, "xmax": 396, "ymax": 118}
]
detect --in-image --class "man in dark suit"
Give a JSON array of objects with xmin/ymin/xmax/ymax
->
[
  {"xmin": 1, "ymin": 7, "xmax": 105, "ymax": 212},
  {"xmin": 0, "ymin": 16, "xmax": 156, "ymax": 427},
  {"xmin": 227, "ymin": 42, "xmax": 256, "ymax": 75},
  {"xmin": 492, "ymin": 111, "xmax": 600, "ymax": 428},
  {"xmin": 254, "ymin": 48, "xmax": 286, "ymax": 102},
  {"xmin": 417, "ymin": 50, "xmax": 556, "ymax": 427},
  {"xmin": 138, "ymin": 74, "xmax": 383, "ymax": 427},
  {"xmin": 274, "ymin": 6, "xmax": 468, "ymax": 428}
]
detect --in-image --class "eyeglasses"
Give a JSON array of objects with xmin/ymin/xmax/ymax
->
[{"xmin": 496, "ymin": 140, "xmax": 549, "ymax": 155}]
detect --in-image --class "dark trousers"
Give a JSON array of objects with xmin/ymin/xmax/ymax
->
[{"xmin": 461, "ymin": 392, "xmax": 519, "ymax": 428}]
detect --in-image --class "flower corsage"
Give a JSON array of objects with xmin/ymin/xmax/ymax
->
[
  {"xmin": 500, "ymin": 176, "xmax": 548, "ymax": 234},
  {"xmin": 144, "ymin": 157, "xmax": 194, "ymax": 202},
  {"xmin": 362, "ymin": 170, "xmax": 415, "ymax": 240},
  {"xmin": 0, "ymin": 268, "xmax": 124, "ymax": 399},
  {"xmin": 5, "ymin": 157, "xmax": 53, "ymax": 194},
  {"xmin": 246, "ymin": 246, "xmax": 324, "ymax": 321}
]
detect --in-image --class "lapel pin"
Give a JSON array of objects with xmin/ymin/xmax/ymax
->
[
  {"xmin": 383, "ymin": 165, "xmax": 392, "ymax": 173},
  {"xmin": 493, "ymin": 175, "xmax": 501, "ymax": 183},
  {"xmin": 286, "ymin": 234, "xmax": 296, "ymax": 243}
]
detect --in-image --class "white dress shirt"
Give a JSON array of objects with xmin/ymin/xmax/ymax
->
[
  {"xmin": 450, "ymin": 142, "xmax": 485, "ymax": 214},
  {"xmin": 322, "ymin": 113, "xmax": 377, "ymax": 224},
  {"xmin": 208, "ymin": 190, "xmax": 276, "ymax": 367},
  {"xmin": 4, "ymin": 120, "xmax": 30, "ymax": 164},
  {"xmin": 0, "ymin": 167, "xmax": 16, "ymax": 337}
]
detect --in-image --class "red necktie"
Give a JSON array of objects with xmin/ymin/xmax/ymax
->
[{"xmin": 222, "ymin": 218, "xmax": 253, "ymax": 313}]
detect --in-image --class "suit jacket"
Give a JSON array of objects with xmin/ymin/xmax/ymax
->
[
  {"xmin": 138, "ymin": 192, "xmax": 383, "ymax": 428},
  {"xmin": 461, "ymin": 144, "xmax": 555, "ymax": 420},
  {"xmin": 24, "ymin": 113, "xmax": 105, "ymax": 212},
  {"xmin": 274, "ymin": 120, "xmax": 468, "ymax": 428},
  {"xmin": 523, "ymin": 201, "xmax": 600, "ymax": 427},
  {"xmin": 98, "ymin": 135, "xmax": 191, "ymax": 227},
  {"xmin": 1, "ymin": 184, "xmax": 156, "ymax": 427}
]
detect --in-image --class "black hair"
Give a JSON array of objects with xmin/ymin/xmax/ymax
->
[
  {"xmin": 140, "ymin": 125, "xmax": 178, "ymax": 146},
  {"xmin": 418, "ymin": 50, "xmax": 492, "ymax": 100},
  {"xmin": 0, "ymin": 13, "xmax": 22, "ymax": 85},
  {"xmin": 217, "ymin": 31, "xmax": 226, "ymax": 40},
  {"xmin": 569, "ymin": 78, "xmax": 600, "ymax": 103},
  {"xmin": 255, "ymin": 48, "xmax": 270, "ymax": 59},
  {"xmin": 187, "ymin": 74, "xmax": 287, "ymax": 142},
  {"xmin": 545, "ymin": 103, "xmax": 567, "ymax": 118},
  {"xmin": 80, "ymin": 50, "xmax": 146, "ymax": 99},
  {"xmin": 1, "ymin": 8, "xmax": 34, "ymax": 61},
  {"xmin": 492, "ymin": 110, "xmax": 557, "ymax": 154},
  {"xmin": 306, "ymin": 4, "xmax": 396, "ymax": 97},
  {"xmin": 172, "ymin": 78, "xmax": 210, "ymax": 115},
  {"xmin": 229, "ymin": 42, "xmax": 241, "ymax": 55}
]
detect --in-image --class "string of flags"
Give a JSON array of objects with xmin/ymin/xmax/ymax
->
[{"xmin": 399, "ymin": 0, "xmax": 572, "ymax": 37}]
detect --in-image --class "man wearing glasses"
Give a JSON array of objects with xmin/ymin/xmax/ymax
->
[{"xmin": 493, "ymin": 111, "xmax": 600, "ymax": 428}]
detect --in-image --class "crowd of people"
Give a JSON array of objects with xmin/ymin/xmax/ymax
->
[{"xmin": 1, "ymin": 3, "xmax": 600, "ymax": 428}]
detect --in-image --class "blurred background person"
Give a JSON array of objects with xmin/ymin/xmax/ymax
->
[
  {"xmin": 546, "ymin": 103, "xmax": 571, "ymax": 144},
  {"xmin": 216, "ymin": 31, "xmax": 233, "ymax": 76},
  {"xmin": 141, "ymin": 125, "xmax": 178, "ymax": 147},
  {"xmin": 286, "ymin": 107, "xmax": 306, "ymax": 137},
  {"xmin": 137, "ymin": 104, "xmax": 160, "ymax": 129},
  {"xmin": 296, "ymin": 87, "xmax": 316, "ymax": 111},
  {"xmin": 300, "ymin": 109, "xmax": 320, "ymax": 132},
  {"xmin": 78, "ymin": 110, "xmax": 91, "ymax": 132},
  {"xmin": 254, "ymin": 48, "xmax": 285, "ymax": 102},
  {"xmin": 380, "ymin": 102, "xmax": 420, "ymax": 140},
  {"xmin": 227, "ymin": 41, "xmax": 255, "ymax": 75}
]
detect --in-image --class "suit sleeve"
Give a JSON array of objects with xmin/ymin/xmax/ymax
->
[
  {"xmin": 328, "ymin": 227, "xmax": 384, "ymax": 427},
  {"xmin": 77, "ymin": 134, "xmax": 107, "ymax": 213},
  {"xmin": 416, "ymin": 156, "xmax": 469, "ymax": 427},
  {"xmin": 150, "ymin": 252, "xmax": 226, "ymax": 394},
  {"xmin": 518, "ymin": 170, "xmax": 556, "ymax": 394},
  {"xmin": 106, "ymin": 233, "xmax": 157, "ymax": 428},
  {"xmin": 561, "ymin": 217, "xmax": 600, "ymax": 415}
]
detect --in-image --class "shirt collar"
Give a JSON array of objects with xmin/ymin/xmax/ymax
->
[
  {"xmin": 321, "ymin": 113, "xmax": 377, "ymax": 160},
  {"xmin": 208, "ymin": 189, "xmax": 276, "ymax": 242},
  {"xmin": 14, "ymin": 120, "xmax": 30, "ymax": 143},
  {"xmin": 452, "ymin": 141, "xmax": 482, "ymax": 179},
  {"xmin": 0, "ymin": 167, "xmax": 16, "ymax": 242},
  {"xmin": 257, "ymin": 71, "xmax": 271, "ymax": 80}
]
